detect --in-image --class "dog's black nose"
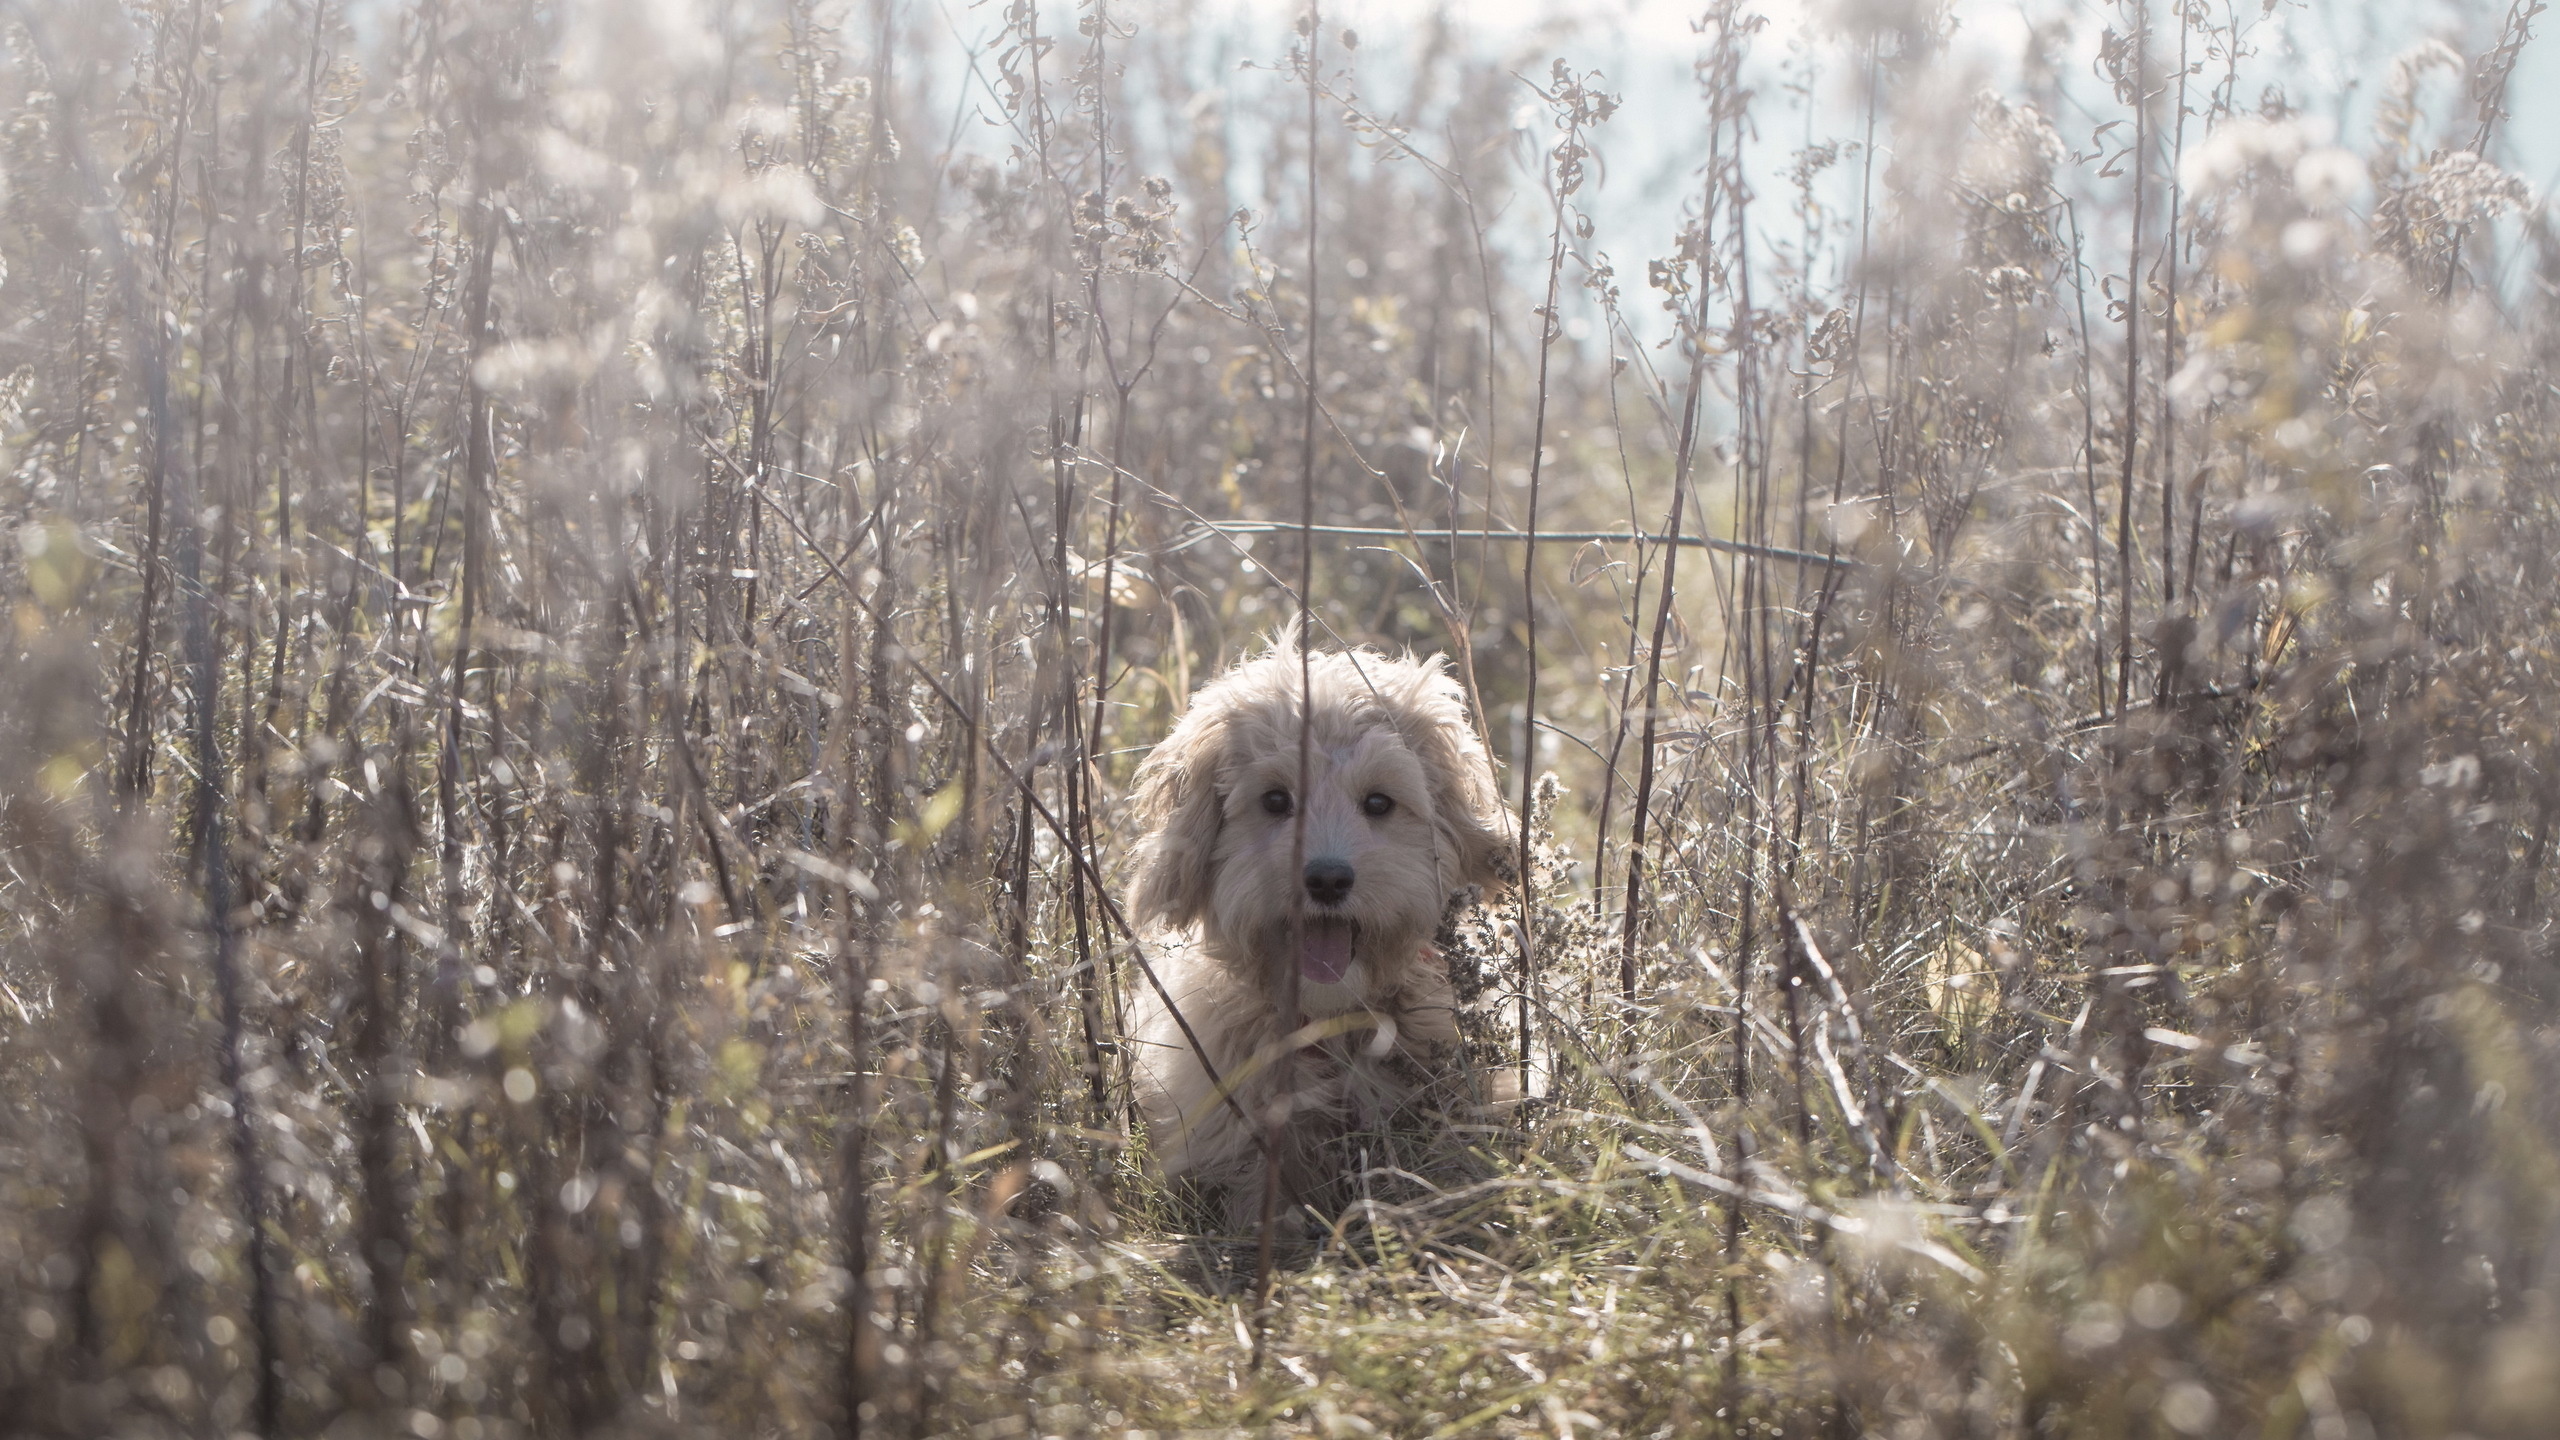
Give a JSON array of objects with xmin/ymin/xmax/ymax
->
[{"xmin": 1304, "ymin": 858, "xmax": 1355, "ymax": 906}]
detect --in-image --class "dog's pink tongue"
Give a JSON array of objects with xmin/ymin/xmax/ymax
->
[{"xmin": 1300, "ymin": 924, "xmax": 1356, "ymax": 986}]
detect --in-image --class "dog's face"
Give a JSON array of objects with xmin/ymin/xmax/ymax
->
[{"xmin": 1130, "ymin": 644, "xmax": 1514, "ymax": 1010}]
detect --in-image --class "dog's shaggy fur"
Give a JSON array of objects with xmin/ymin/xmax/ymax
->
[{"xmin": 1125, "ymin": 642, "xmax": 1514, "ymax": 1228}]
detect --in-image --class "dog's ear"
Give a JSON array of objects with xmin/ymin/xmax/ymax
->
[
  {"xmin": 1129, "ymin": 696, "xmax": 1230, "ymax": 931},
  {"xmin": 1388, "ymin": 654, "xmax": 1519, "ymax": 897}
]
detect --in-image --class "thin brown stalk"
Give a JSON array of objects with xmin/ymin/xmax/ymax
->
[
  {"xmin": 2115, "ymin": 0, "xmax": 2147, "ymax": 719},
  {"xmin": 1619, "ymin": 350, "xmax": 1701, "ymax": 1007},
  {"xmin": 1255, "ymin": 4, "xmax": 1322, "ymax": 1364}
]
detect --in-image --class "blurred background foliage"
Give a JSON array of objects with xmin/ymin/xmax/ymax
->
[{"xmin": 1, "ymin": 0, "xmax": 2558, "ymax": 1435}]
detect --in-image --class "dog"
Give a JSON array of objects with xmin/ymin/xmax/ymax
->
[{"xmin": 1123, "ymin": 639, "xmax": 1515, "ymax": 1229}]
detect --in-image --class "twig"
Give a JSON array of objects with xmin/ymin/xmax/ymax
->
[{"xmin": 1625, "ymin": 1145, "xmax": 1984, "ymax": 1283}]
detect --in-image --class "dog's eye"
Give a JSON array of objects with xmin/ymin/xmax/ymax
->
[
  {"xmin": 1261, "ymin": 789, "xmax": 1293, "ymax": 817},
  {"xmin": 1362, "ymin": 792, "xmax": 1396, "ymax": 817}
]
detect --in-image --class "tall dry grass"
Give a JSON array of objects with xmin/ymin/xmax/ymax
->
[{"xmin": 1, "ymin": 0, "xmax": 2557, "ymax": 1436}]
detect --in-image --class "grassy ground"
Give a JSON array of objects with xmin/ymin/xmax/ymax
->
[{"xmin": 3, "ymin": 0, "xmax": 2558, "ymax": 1435}]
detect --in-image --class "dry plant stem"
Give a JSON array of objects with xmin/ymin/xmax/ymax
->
[
  {"xmin": 1003, "ymin": 769, "xmax": 1042, "ymax": 1144},
  {"xmin": 1081, "ymin": 14, "xmax": 1139, "ymax": 780},
  {"xmin": 1589, "ymin": 352, "xmax": 1653, "ymax": 914},
  {"xmin": 1087, "ymin": 388, "xmax": 1133, "ymax": 772},
  {"xmin": 1058, "ymin": 397, "xmax": 1108, "ymax": 1126},
  {"xmin": 1630, "ymin": 1146, "xmax": 1978, "ymax": 1282},
  {"xmin": 1515, "ymin": 77, "xmax": 1576, "ymax": 1102},
  {"xmin": 114, "ymin": 394, "xmax": 166, "ymax": 800},
  {"xmin": 33, "ymin": 19, "xmax": 288, "ymax": 1426},
  {"xmin": 836, "ymin": 460, "xmax": 899, "ymax": 1438},
  {"xmin": 1619, "ymin": 349, "xmax": 1702, "ymax": 1007},
  {"xmin": 912, "ymin": 988, "xmax": 965, "ymax": 1440},
  {"xmin": 1685, "ymin": 11, "xmax": 1759, "ymax": 1410},
  {"xmin": 1255, "ymin": 4, "xmax": 1321, "ymax": 1362},
  {"xmin": 119, "ymin": 0, "xmax": 216, "ymax": 807},
  {"xmin": 1729, "ymin": 106, "xmax": 1815, "ymax": 1163},
  {"xmin": 1787, "ymin": 35, "xmax": 1879, "ymax": 864},
  {"xmin": 2157, "ymin": 2, "xmax": 2189, "ymax": 637},
  {"xmin": 267, "ymin": 0, "xmax": 328, "ymax": 732},
  {"xmin": 2069, "ymin": 200, "xmax": 2111, "ymax": 719},
  {"xmin": 437, "ymin": 194, "xmax": 496, "ymax": 1043},
  {"xmin": 2115, "ymin": 0, "xmax": 2146, "ymax": 719},
  {"xmin": 836, "ymin": 700, "xmax": 880, "ymax": 1440},
  {"xmin": 1085, "ymin": 258, "xmax": 1198, "ymax": 758},
  {"xmin": 349, "ymin": 781, "xmax": 416, "ymax": 1378},
  {"xmin": 1067, "ymin": 11, "xmax": 1134, "ymax": 1149},
  {"xmin": 1773, "ymin": 873, "xmax": 1888, "ymax": 1181},
  {"xmin": 1017, "ymin": 0, "xmax": 1109, "ymax": 1130},
  {"xmin": 187, "ymin": 278, "xmax": 284, "ymax": 1440}
]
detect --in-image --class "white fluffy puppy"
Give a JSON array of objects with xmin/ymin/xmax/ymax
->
[{"xmin": 1124, "ymin": 641, "xmax": 1513, "ymax": 1227}]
